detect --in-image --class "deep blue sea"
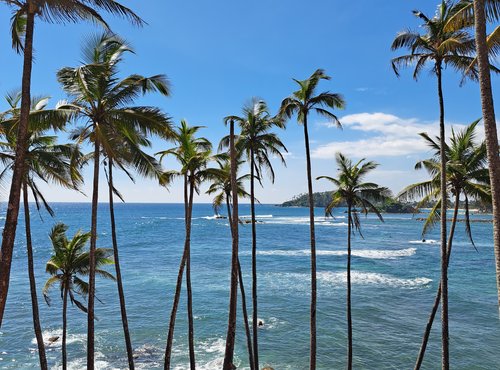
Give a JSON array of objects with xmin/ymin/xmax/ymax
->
[{"xmin": 0, "ymin": 203, "xmax": 498, "ymax": 369}]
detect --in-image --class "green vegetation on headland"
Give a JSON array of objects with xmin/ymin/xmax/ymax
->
[{"xmin": 279, "ymin": 191, "xmax": 416, "ymax": 213}]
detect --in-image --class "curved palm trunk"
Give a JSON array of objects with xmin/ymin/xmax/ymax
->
[
  {"xmin": 186, "ymin": 179, "xmax": 196, "ymax": 369},
  {"xmin": 302, "ymin": 114, "xmax": 317, "ymax": 370},
  {"xmin": 436, "ymin": 61, "xmax": 449, "ymax": 370},
  {"xmin": 62, "ymin": 284, "xmax": 69, "ymax": 370},
  {"xmin": 414, "ymin": 195, "xmax": 460, "ymax": 370},
  {"xmin": 108, "ymin": 160, "xmax": 135, "ymax": 369},
  {"xmin": 227, "ymin": 196, "xmax": 255, "ymax": 370},
  {"xmin": 87, "ymin": 136, "xmax": 100, "ymax": 369},
  {"xmin": 473, "ymin": 0, "xmax": 500, "ymax": 313},
  {"xmin": 23, "ymin": 183, "xmax": 48, "ymax": 369},
  {"xmin": 164, "ymin": 178, "xmax": 190, "ymax": 369},
  {"xmin": 249, "ymin": 149, "xmax": 259, "ymax": 369},
  {"xmin": 0, "ymin": 6, "xmax": 36, "ymax": 326},
  {"xmin": 223, "ymin": 119, "xmax": 239, "ymax": 369},
  {"xmin": 346, "ymin": 203, "xmax": 353, "ymax": 370}
]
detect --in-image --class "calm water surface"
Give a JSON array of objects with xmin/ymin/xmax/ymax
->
[{"xmin": 0, "ymin": 203, "xmax": 498, "ymax": 369}]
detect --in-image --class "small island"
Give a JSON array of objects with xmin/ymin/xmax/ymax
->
[{"xmin": 278, "ymin": 191, "xmax": 416, "ymax": 213}]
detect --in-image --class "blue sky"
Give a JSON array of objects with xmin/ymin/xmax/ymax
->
[{"xmin": 0, "ymin": 0, "xmax": 498, "ymax": 204}]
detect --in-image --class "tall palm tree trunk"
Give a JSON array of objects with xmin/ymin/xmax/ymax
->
[
  {"xmin": 473, "ymin": 0, "xmax": 500, "ymax": 313},
  {"xmin": 0, "ymin": 5, "xmax": 36, "ymax": 326},
  {"xmin": 108, "ymin": 160, "xmax": 135, "ymax": 369},
  {"xmin": 414, "ymin": 195, "xmax": 460, "ymax": 370},
  {"xmin": 226, "ymin": 197, "xmax": 255, "ymax": 370},
  {"xmin": 23, "ymin": 182, "xmax": 48, "ymax": 369},
  {"xmin": 186, "ymin": 179, "xmax": 196, "ymax": 369},
  {"xmin": 87, "ymin": 136, "xmax": 100, "ymax": 369},
  {"xmin": 223, "ymin": 119, "xmax": 239, "ymax": 369},
  {"xmin": 302, "ymin": 115, "xmax": 317, "ymax": 370},
  {"xmin": 164, "ymin": 179, "xmax": 190, "ymax": 369},
  {"xmin": 436, "ymin": 61, "xmax": 449, "ymax": 370},
  {"xmin": 346, "ymin": 203, "xmax": 353, "ymax": 370},
  {"xmin": 249, "ymin": 149, "xmax": 259, "ymax": 369},
  {"xmin": 62, "ymin": 285, "xmax": 69, "ymax": 370}
]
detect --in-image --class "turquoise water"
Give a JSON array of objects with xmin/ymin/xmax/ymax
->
[{"xmin": 0, "ymin": 203, "xmax": 498, "ymax": 369}]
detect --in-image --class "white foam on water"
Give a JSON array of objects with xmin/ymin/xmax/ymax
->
[
  {"xmin": 198, "ymin": 337, "xmax": 225, "ymax": 354},
  {"xmin": 409, "ymin": 239, "xmax": 438, "ymax": 244},
  {"xmin": 265, "ymin": 317, "xmax": 287, "ymax": 330},
  {"xmin": 251, "ymin": 248, "xmax": 416, "ymax": 259},
  {"xmin": 267, "ymin": 271, "xmax": 432, "ymax": 291},
  {"xmin": 264, "ymin": 216, "xmax": 347, "ymax": 226},
  {"xmin": 33, "ymin": 329, "xmax": 86, "ymax": 347},
  {"xmin": 201, "ymin": 215, "xmax": 224, "ymax": 220},
  {"xmin": 171, "ymin": 337, "xmax": 241, "ymax": 370},
  {"xmin": 318, "ymin": 271, "xmax": 432, "ymax": 288}
]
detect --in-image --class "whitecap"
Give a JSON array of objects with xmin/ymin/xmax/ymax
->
[
  {"xmin": 318, "ymin": 271, "xmax": 432, "ymax": 288},
  {"xmin": 251, "ymin": 248, "xmax": 416, "ymax": 259},
  {"xmin": 265, "ymin": 216, "xmax": 347, "ymax": 227},
  {"xmin": 409, "ymin": 239, "xmax": 438, "ymax": 244},
  {"xmin": 201, "ymin": 215, "xmax": 225, "ymax": 220},
  {"xmin": 266, "ymin": 271, "xmax": 432, "ymax": 290}
]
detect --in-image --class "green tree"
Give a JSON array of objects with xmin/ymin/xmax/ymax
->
[
  {"xmin": 157, "ymin": 120, "xmax": 213, "ymax": 369},
  {"xmin": 317, "ymin": 153, "xmax": 388, "ymax": 370},
  {"xmin": 0, "ymin": 91, "xmax": 82, "ymax": 370},
  {"xmin": 102, "ymin": 133, "xmax": 164, "ymax": 370},
  {"xmin": 43, "ymin": 223, "xmax": 114, "ymax": 370},
  {"xmin": 391, "ymin": 3, "xmax": 481, "ymax": 366},
  {"xmin": 222, "ymin": 98, "xmax": 287, "ymax": 368},
  {"xmin": 452, "ymin": 0, "xmax": 500, "ymax": 312},
  {"xmin": 474, "ymin": 0, "xmax": 500, "ymax": 315},
  {"xmin": 206, "ymin": 155, "xmax": 255, "ymax": 369},
  {"xmin": 398, "ymin": 121, "xmax": 490, "ymax": 369},
  {"xmin": 0, "ymin": 0, "xmax": 143, "ymax": 330},
  {"xmin": 279, "ymin": 69, "xmax": 345, "ymax": 369},
  {"xmin": 57, "ymin": 33, "xmax": 171, "ymax": 368}
]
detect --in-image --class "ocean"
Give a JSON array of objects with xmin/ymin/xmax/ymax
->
[{"xmin": 0, "ymin": 203, "xmax": 498, "ymax": 369}]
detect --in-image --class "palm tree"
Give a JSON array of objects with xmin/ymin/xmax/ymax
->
[
  {"xmin": 157, "ymin": 120, "xmax": 213, "ymax": 369},
  {"xmin": 222, "ymin": 118, "xmax": 240, "ymax": 369},
  {"xmin": 222, "ymin": 98, "xmax": 287, "ymax": 368},
  {"xmin": 0, "ymin": 0, "xmax": 143, "ymax": 329},
  {"xmin": 398, "ymin": 121, "xmax": 490, "ymax": 369},
  {"xmin": 443, "ymin": 0, "xmax": 500, "ymax": 310},
  {"xmin": 317, "ymin": 153, "xmax": 388, "ymax": 370},
  {"xmin": 473, "ymin": 0, "xmax": 500, "ymax": 312},
  {"xmin": 391, "ymin": 3, "xmax": 480, "ymax": 366},
  {"xmin": 103, "ymin": 135, "xmax": 164, "ymax": 369},
  {"xmin": 43, "ymin": 223, "xmax": 115, "ymax": 370},
  {"xmin": 0, "ymin": 91, "xmax": 82, "ymax": 370},
  {"xmin": 279, "ymin": 69, "xmax": 345, "ymax": 369},
  {"xmin": 57, "ymin": 33, "xmax": 171, "ymax": 368},
  {"xmin": 206, "ymin": 155, "xmax": 255, "ymax": 370}
]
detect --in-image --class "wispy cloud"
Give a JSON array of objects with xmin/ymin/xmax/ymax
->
[{"xmin": 314, "ymin": 112, "xmax": 473, "ymax": 159}]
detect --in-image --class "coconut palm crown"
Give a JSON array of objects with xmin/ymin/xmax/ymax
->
[
  {"xmin": 317, "ymin": 153, "xmax": 390, "ymax": 235},
  {"xmin": 399, "ymin": 120, "xmax": 490, "ymax": 243}
]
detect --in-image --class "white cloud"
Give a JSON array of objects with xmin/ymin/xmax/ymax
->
[
  {"xmin": 313, "ymin": 137, "xmax": 428, "ymax": 158},
  {"xmin": 314, "ymin": 112, "xmax": 476, "ymax": 159}
]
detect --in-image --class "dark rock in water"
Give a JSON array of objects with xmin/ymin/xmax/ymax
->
[{"xmin": 48, "ymin": 336, "xmax": 59, "ymax": 344}]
